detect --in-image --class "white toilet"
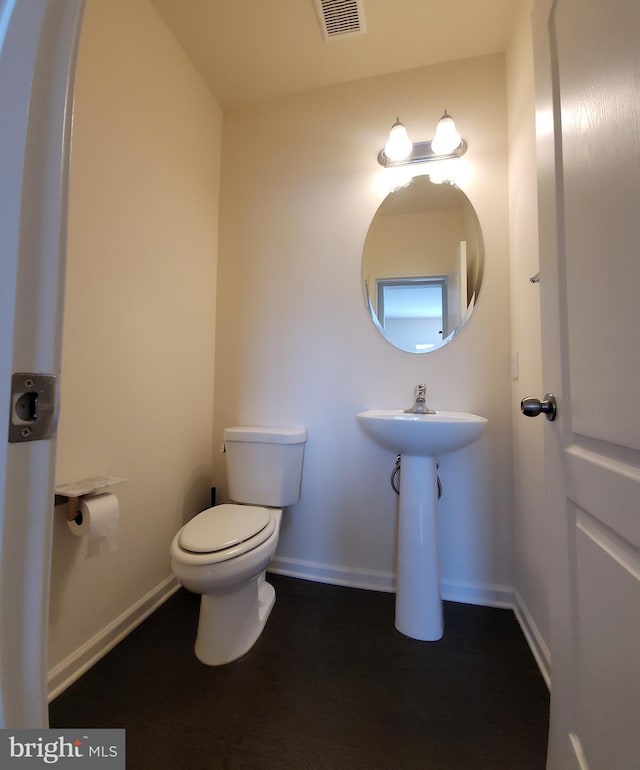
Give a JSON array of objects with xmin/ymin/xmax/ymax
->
[{"xmin": 170, "ymin": 426, "xmax": 306, "ymax": 665}]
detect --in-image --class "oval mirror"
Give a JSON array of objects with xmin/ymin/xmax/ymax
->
[{"xmin": 362, "ymin": 175, "xmax": 484, "ymax": 353}]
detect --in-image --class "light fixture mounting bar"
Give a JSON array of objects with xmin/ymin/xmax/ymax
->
[{"xmin": 377, "ymin": 139, "xmax": 468, "ymax": 168}]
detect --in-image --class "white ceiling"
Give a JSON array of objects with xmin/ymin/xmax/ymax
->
[{"xmin": 150, "ymin": 0, "xmax": 524, "ymax": 108}]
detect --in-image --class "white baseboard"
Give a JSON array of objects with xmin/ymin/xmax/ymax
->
[
  {"xmin": 48, "ymin": 575, "xmax": 180, "ymax": 702},
  {"xmin": 512, "ymin": 588, "xmax": 551, "ymax": 689},
  {"xmin": 440, "ymin": 578, "xmax": 514, "ymax": 608},
  {"xmin": 269, "ymin": 555, "xmax": 396, "ymax": 592},
  {"xmin": 270, "ymin": 556, "xmax": 513, "ymax": 607}
]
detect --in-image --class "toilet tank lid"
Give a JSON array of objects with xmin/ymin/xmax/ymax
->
[{"xmin": 224, "ymin": 426, "xmax": 307, "ymax": 444}]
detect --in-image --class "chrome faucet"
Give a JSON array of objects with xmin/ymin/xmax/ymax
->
[{"xmin": 404, "ymin": 384, "xmax": 436, "ymax": 414}]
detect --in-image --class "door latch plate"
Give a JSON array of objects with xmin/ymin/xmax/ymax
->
[{"xmin": 8, "ymin": 373, "xmax": 57, "ymax": 443}]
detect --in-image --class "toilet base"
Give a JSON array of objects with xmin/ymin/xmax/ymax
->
[{"xmin": 194, "ymin": 571, "xmax": 276, "ymax": 666}]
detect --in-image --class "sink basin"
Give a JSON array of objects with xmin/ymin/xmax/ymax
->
[{"xmin": 357, "ymin": 409, "xmax": 487, "ymax": 457}]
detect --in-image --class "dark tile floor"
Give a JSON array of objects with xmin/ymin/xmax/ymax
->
[{"xmin": 50, "ymin": 574, "xmax": 549, "ymax": 769}]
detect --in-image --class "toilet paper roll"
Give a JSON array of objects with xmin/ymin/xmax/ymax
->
[{"xmin": 67, "ymin": 492, "xmax": 119, "ymax": 558}]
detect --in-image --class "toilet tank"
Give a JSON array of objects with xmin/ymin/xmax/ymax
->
[{"xmin": 223, "ymin": 426, "xmax": 307, "ymax": 507}]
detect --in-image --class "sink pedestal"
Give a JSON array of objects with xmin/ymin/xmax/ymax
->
[
  {"xmin": 357, "ymin": 409, "xmax": 487, "ymax": 642},
  {"xmin": 396, "ymin": 454, "xmax": 443, "ymax": 641}
]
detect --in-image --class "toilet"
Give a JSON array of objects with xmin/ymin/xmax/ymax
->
[{"xmin": 170, "ymin": 426, "xmax": 306, "ymax": 665}]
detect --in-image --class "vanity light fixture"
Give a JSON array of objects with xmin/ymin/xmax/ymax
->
[{"xmin": 378, "ymin": 111, "xmax": 467, "ymax": 167}]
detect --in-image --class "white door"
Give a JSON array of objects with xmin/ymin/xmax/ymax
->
[
  {"xmin": 0, "ymin": 0, "xmax": 84, "ymax": 727},
  {"xmin": 532, "ymin": 1, "xmax": 640, "ymax": 768}
]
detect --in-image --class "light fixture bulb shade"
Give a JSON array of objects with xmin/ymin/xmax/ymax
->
[
  {"xmin": 384, "ymin": 119, "xmax": 413, "ymax": 161},
  {"xmin": 430, "ymin": 111, "xmax": 462, "ymax": 155}
]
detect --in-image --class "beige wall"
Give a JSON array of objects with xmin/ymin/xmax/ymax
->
[
  {"xmin": 49, "ymin": 0, "xmax": 222, "ymax": 672},
  {"xmin": 506, "ymin": 1, "xmax": 550, "ymax": 672},
  {"xmin": 214, "ymin": 54, "xmax": 515, "ymax": 601}
]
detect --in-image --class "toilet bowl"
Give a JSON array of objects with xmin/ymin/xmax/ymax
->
[
  {"xmin": 171, "ymin": 505, "xmax": 282, "ymax": 665},
  {"xmin": 170, "ymin": 426, "xmax": 306, "ymax": 665}
]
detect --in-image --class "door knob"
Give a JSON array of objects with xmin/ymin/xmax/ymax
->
[{"xmin": 520, "ymin": 393, "xmax": 557, "ymax": 421}]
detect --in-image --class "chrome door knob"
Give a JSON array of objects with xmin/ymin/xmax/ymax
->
[{"xmin": 521, "ymin": 393, "xmax": 557, "ymax": 421}]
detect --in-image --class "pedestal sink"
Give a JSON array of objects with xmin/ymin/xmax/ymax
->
[{"xmin": 357, "ymin": 409, "xmax": 487, "ymax": 641}]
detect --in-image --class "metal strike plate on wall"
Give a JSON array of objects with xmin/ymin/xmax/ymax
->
[{"xmin": 8, "ymin": 373, "xmax": 58, "ymax": 442}]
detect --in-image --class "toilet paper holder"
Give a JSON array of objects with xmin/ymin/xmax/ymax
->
[
  {"xmin": 55, "ymin": 476, "xmax": 127, "ymax": 521},
  {"xmin": 66, "ymin": 497, "xmax": 81, "ymax": 524}
]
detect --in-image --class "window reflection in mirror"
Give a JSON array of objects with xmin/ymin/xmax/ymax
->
[{"xmin": 362, "ymin": 175, "xmax": 483, "ymax": 354}]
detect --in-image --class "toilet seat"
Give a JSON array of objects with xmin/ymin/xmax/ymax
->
[{"xmin": 177, "ymin": 504, "xmax": 276, "ymax": 564}]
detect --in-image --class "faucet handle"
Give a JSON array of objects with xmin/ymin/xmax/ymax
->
[{"xmin": 404, "ymin": 384, "xmax": 435, "ymax": 414}]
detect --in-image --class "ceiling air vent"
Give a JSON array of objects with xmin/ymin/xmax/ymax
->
[{"xmin": 314, "ymin": 0, "xmax": 366, "ymax": 40}]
